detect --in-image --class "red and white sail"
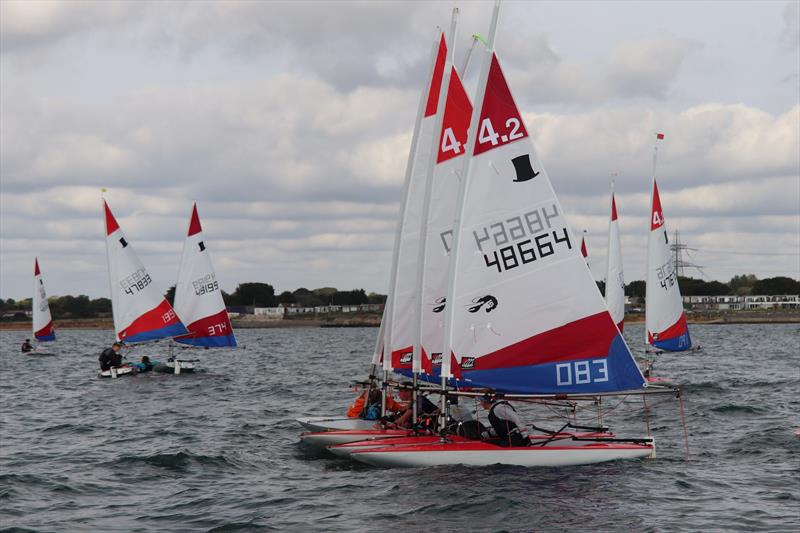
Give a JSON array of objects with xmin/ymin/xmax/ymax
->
[
  {"xmin": 605, "ymin": 191, "xmax": 625, "ymax": 332},
  {"xmin": 173, "ymin": 203, "xmax": 236, "ymax": 347},
  {"xmin": 645, "ymin": 172, "xmax": 691, "ymax": 351},
  {"xmin": 441, "ymin": 51, "xmax": 644, "ymax": 393},
  {"xmin": 384, "ymin": 31, "xmax": 448, "ymax": 373},
  {"xmin": 417, "ymin": 64, "xmax": 472, "ymax": 375},
  {"xmin": 32, "ymin": 258, "xmax": 55, "ymax": 341},
  {"xmin": 103, "ymin": 199, "xmax": 187, "ymax": 343}
]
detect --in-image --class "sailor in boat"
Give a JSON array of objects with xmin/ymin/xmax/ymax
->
[
  {"xmin": 479, "ymin": 395, "xmax": 532, "ymax": 447},
  {"xmin": 99, "ymin": 342, "xmax": 126, "ymax": 371},
  {"xmin": 133, "ymin": 355, "xmax": 157, "ymax": 373},
  {"xmin": 386, "ymin": 387, "xmax": 439, "ymax": 430},
  {"xmin": 346, "ymin": 388, "xmax": 383, "ymax": 420},
  {"xmin": 21, "ymin": 339, "xmax": 33, "ymax": 353}
]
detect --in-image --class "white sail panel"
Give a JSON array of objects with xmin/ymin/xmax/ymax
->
[
  {"xmin": 645, "ymin": 179, "xmax": 691, "ymax": 351},
  {"xmin": 32, "ymin": 258, "xmax": 55, "ymax": 341},
  {"xmin": 384, "ymin": 33, "xmax": 447, "ymax": 371},
  {"xmin": 103, "ymin": 200, "xmax": 187, "ymax": 343},
  {"xmin": 445, "ymin": 53, "xmax": 644, "ymax": 393},
  {"xmin": 418, "ymin": 65, "xmax": 472, "ymax": 375},
  {"xmin": 173, "ymin": 203, "xmax": 236, "ymax": 347},
  {"xmin": 605, "ymin": 193, "xmax": 625, "ymax": 331}
]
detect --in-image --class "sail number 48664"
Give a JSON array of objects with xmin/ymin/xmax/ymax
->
[{"xmin": 556, "ymin": 359, "xmax": 609, "ymax": 386}]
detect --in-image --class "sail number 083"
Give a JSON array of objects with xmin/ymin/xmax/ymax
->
[
  {"xmin": 556, "ymin": 359, "xmax": 609, "ymax": 386},
  {"xmin": 441, "ymin": 117, "xmax": 524, "ymax": 154}
]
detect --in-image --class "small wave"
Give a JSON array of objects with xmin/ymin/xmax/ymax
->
[
  {"xmin": 113, "ymin": 451, "xmax": 240, "ymax": 472},
  {"xmin": 708, "ymin": 404, "xmax": 767, "ymax": 415}
]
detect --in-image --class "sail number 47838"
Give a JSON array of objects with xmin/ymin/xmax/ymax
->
[{"xmin": 556, "ymin": 359, "xmax": 609, "ymax": 386}]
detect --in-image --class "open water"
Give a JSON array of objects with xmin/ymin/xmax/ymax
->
[{"xmin": 1, "ymin": 324, "xmax": 798, "ymax": 532}]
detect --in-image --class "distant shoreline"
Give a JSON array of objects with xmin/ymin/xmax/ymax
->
[{"xmin": 1, "ymin": 311, "xmax": 799, "ymax": 331}]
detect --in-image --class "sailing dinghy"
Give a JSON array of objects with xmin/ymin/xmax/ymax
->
[
  {"xmin": 645, "ymin": 138, "xmax": 692, "ymax": 354},
  {"xmin": 605, "ymin": 188, "xmax": 625, "ymax": 332},
  {"xmin": 163, "ymin": 202, "xmax": 237, "ymax": 373},
  {"xmin": 28, "ymin": 258, "xmax": 56, "ymax": 355},
  {"xmin": 350, "ymin": 3, "xmax": 656, "ymax": 468},
  {"xmin": 101, "ymin": 199, "xmax": 188, "ymax": 378},
  {"xmin": 297, "ymin": 28, "xmax": 450, "ymax": 434}
]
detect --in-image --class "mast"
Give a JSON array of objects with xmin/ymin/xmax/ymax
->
[
  {"xmin": 381, "ymin": 27, "xmax": 444, "ymax": 416},
  {"xmin": 440, "ymin": 0, "xmax": 502, "ymax": 424}
]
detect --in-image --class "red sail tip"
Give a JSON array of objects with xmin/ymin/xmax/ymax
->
[
  {"xmin": 34, "ymin": 257, "xmax": 40, "ymax": 276},
  {"xmin": 104, "ymin": 200, "xmax": 120, "ymax": 235},
  {"xmin": 424, "ymin": 33, "xmax": 447, "ymax": 118},
  {"xmin": 580, "ymin": 236, "xmax": 588, "ymax": 258},
  {"xmin": 650, "ymin": 180, "xmax": 665, "ymax": 230},
  {"xmin": 437, "ymin": 65, "xmax": 473, "ymax": 164},
  {"xmin": 473, "ymin": 53, "xmax": 529, "ymax": 156},
  {"xmin": 188, "ymin": 203, "xmax": 202, "ymax": 236},
  {"xmin": 656, "ymin": 133, "xmax": 665, "ymax": 140},
  {"xmin": 611, "ymin": 194, "xmax": 618, "ymax": 221}
]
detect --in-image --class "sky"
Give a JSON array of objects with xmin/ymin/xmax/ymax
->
[{"xmin": 1, "ymin": 0, "xmax": 798, "ymax": 301}]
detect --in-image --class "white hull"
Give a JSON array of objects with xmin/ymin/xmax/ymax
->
[
  {"xmin": 351, "ymin": 440, "xmax": 655, "ymax": 468},
  {"xmin": 155, "ymin": 361, "xmax": 196, "ymax": 374},
  {"xmin": 25, "ymin": 349, "xmax": 56, "ymax": 356},
  {"xmin": 98, "ymin": 366, "xmax": 135, "ymax": 378},
  {"xmin": 300, "ymin": 429, "xmax": 406, "ymax": 447},
  {"xmin": 296, "ymin": 417, "xmax": 377, "ymax": 432}
]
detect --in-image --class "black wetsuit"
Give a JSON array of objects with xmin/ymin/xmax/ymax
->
[
  {"xmin": 487, "ymin": 401, "xmax": 530, "ymax": 447},
  {"xmin": 99, "ymin": 348, "xmax": 122, "ymax": 371},
  {"xmin": 21, "ymin": 342, "xmax": 33, "ymax": 353}
]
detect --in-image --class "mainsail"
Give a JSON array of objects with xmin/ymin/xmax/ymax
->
[
  {"xmin": 103, "ymin": 199, "xmax": 187, "ymax": 343},
  {"xmin": 605, "ymin": 190, "xmax": 625, "ymax": 332},
  {"xmin": 417, "ymin": 64, "xmax": 472, "ymax": 376},
  {"xmin": 383, "ymin": 31, "xmax": 448, "ymax": 373},
  {"xmin": 645, "ymin": 174, "xmax": 691, "ymax": 351},
  {"xmin": 173, "ymin": 203, "xmax": 236, "ymax": 347},
  {"xmin": 32, "ymin": 258, "xmax": 55, "ymax": 342},
  {"xmin": 442, "ymin": 51, "xmax": 645, "ymax": 394}
]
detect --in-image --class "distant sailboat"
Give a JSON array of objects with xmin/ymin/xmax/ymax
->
[
  {"xmin": 645, "ymin": 135, "xmax": 691, "ymax": 353},
  {"xmin": 33, "ymin": 258, "xmax": 55, "ymax": 342},
  {"xmin": 102, "ymin": 199, "xmax": 187, "ymax": 377},
  {"xmin": 173, "ymin": 203, "xmax": 236, "ymax": 348},
  {"xmin": 605, "ymin": 189, "xmax": 625, "ymax": 332},
  {"xmin": 29, "ymin": 258, "xmax": 56, "ymax": 355}
]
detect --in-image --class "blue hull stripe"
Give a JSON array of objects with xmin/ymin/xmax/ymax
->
[
  {"xmin": 652, "ymin": 331, "xmax": 692, "ymax": 352},
  {"xmin": 175, "ymin": 333, "xmax": 237, "ymax": 348},
  {"xmin": 124, "ymin": 322, "xmax": 187, "ymax": 344},
  {"xmin": 35, "ymin": 333, "xmax": 56, "ymax": 342}
]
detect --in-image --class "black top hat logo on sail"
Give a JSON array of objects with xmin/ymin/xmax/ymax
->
[
  {"xmin": 511, "ymin": 154, "xmax": 539, "ymax": 182},
  {"xmin": 119, "ymin": 237, "xmax": 128, "ymax": 248},
  {"xmin": 468, "ymin": 295, "xmax": 498, "ymax": 313},
  {"xmin": 198, "ymin": 241, "xmax": 206, "ymax": 252}
]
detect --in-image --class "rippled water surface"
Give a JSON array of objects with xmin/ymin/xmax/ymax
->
[{"xmin": 1, "ymin": 324, "xmax": 798, "ymax": 532}]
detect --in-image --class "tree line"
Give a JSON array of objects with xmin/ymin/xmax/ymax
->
[
  {"xmin": 597, "ymin": 275, "xmax": 800, "ymax": 299},
  {"xmin": 1, "ymin": 284, "xmax": 387, "ymax": 319},
  {"xmin": 3, "ymin": 275, "xmax": 797, "ymax": 320}
]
